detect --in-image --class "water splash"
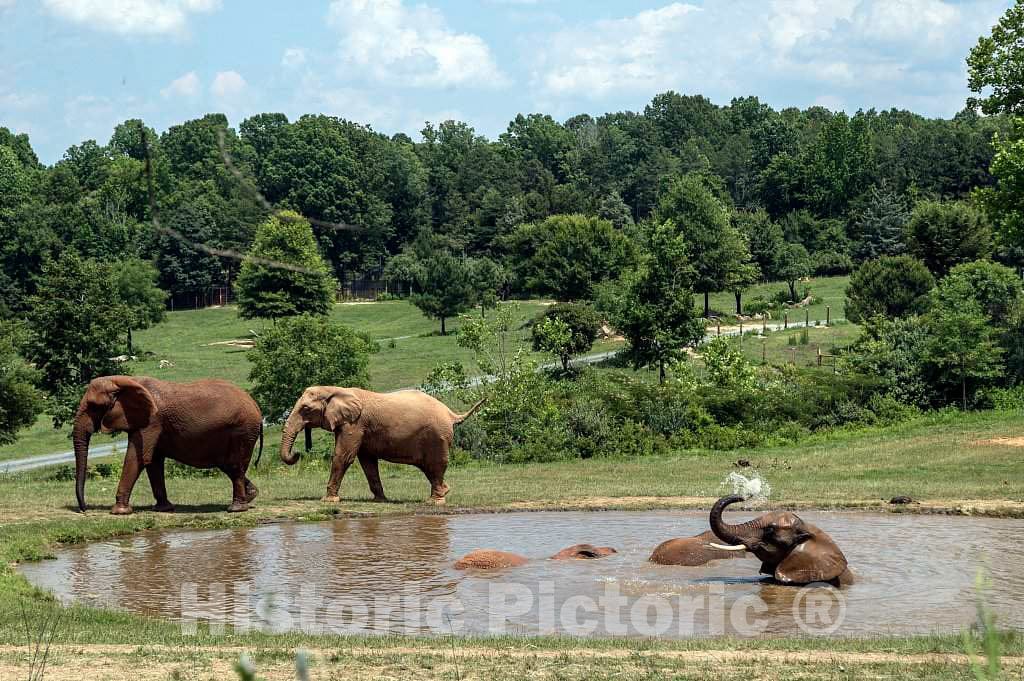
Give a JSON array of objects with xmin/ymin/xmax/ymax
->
[{"xmin": 722, "ymin": 471, "xmax": 772, "ymax": 506}]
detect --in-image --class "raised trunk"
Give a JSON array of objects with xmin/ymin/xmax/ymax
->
[
  {"xmin": 279, "ymin": 412, "xmax": 304, "ymax": 465},
  {"xmin": 72, "ymin": 413, "xmax": 95, "ymax": 512},
  {"xmin": 709, "ymin": 495, "xmax": 759, "ymax": 546}
]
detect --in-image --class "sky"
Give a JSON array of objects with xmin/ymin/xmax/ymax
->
[{"xmin": 0, "ymin": 0, "xmax": 1012, "ymax": 164}]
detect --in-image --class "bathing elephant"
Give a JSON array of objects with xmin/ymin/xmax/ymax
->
[
  {"xmin": 709, "ymin": 495, "xmax": 853, "ymax": 586},
  {"xmin": 454, "ymin": 544, "xmax": 617, "ymax": 570},
  {"xmin": 72, "ymin": 376, "xmax": 263, "ymax": 515},
  {"xmin": 280, "ymin": 386, "xmax": 485, "ymax": 504},
  {"xmin": 649, "ymin": 530, "xmax": 752, "ymax": 566}
]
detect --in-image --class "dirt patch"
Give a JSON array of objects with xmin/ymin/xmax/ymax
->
[
  {"xmin": 205, "ymin": 339, "xmax": 256, "ymax": 348},
  {"xmin": 973, "ymin": 436, "xmax": 1024, "ymax": 447}
]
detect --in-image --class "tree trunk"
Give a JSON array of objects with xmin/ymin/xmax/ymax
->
[
  {"xmin": 961, "ymin": 357, "xmax": 967, "ymax": 411},
  {"xmin": 735, "ymin": 292, "xmax": 742, "ymax": 315},
  {"xmin": 562, "ymin": 356, "xmax": 570, "ymax": 372},
  {"xmin": 788, "ymin": 280, "xmax": 796, "ymax": 301},
  {"xmin": 704, "ymin": 291, "xmax": 710, "ymax": 317},
  {"xmin": 658, "ymin": 359, "xmax": 666, "ymax": 384},
  {"xmin": 440, "ymin": 316, "xmax": 447, "ymax": 336},
  {"xmin": 127, "ymin": 326, "xmax": 133, "ymax": 355}
]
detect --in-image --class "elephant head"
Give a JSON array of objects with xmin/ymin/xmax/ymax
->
[
  {"xmin": 709, "ymin": 495, "xmax": 849, "ymax": 585},
  {"xmin": 550, "ymin": 544, "xmax": 618, "ymax": 560},
  {"xmin": 280, "ymin": 386, "xmax": 363, "ymax": 465},
  {"xmin": 72, "ymin": 376, "xmax": 158, "ymax": 512}
]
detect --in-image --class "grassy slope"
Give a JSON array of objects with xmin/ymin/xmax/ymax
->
[{"xmin": 706, "ymin": 274, "xmax": 849, "ymax": 323}]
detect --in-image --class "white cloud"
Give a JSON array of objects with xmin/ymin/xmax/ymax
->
[
  {"xmin": 282, "ymin": 47, "xmax": 307, "ymax": 68},
  {"xmin": 531, "ymin": 0, "xmax": 1005, "ymax": 116},
  {"xmin": 210, "ymin": 70, "xmax": 246, "ymax": 99},
  {"xmin": 160, "ymin": 70, "xmax": 200, "ymax": 98},
  {"xmin": 41, "ymin": 0, "xmax": 220, "ymax": 36},
  {"xmin": 327, "ymin": 0, "xmax": 509, "ymax": 88}
]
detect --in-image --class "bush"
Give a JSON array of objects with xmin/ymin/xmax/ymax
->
[
  {"xmin": 531, "ymin": 302, "xmax": 601, "ymax": 371},
  {"xmin": 845, "ymin": 255, "xmax": 934, "ymax": 323},
  {"xmin": 248, "ymin": 314, "xmax": 378, "ymax": 422}
]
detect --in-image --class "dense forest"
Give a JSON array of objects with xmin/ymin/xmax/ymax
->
[{"xmin": 0, "ymin": 93, "xmax": 1011, "ymax": 311}]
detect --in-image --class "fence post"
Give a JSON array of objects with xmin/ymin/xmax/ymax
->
[
  {"xmin": 717, "ymin": 320, "xmax": 721, "ymax": 336},
  {"xmin": 805, "ymin": 309, "xmax": 810, "ymax": 328},
  {"xmin": 762, "ymin": 339, "xmax": 766, "ymax": 364},
  {"xmin": 762, "ymin": 316, "xmax": 767, "ymax": 334},
  {"xmin": 826, "ymin": 306, "xmax": 831, "ymax": 326},
  {"xmin": 784, "ymin": 313, "xmax": 788, "ymax": 330},
  {"xmin": 817, "ymin": 346, "xmax": 822, "ymax": 367},
  {"xmin": 739, "ymin": 320, "xmax": 743, "ymax": 336}
]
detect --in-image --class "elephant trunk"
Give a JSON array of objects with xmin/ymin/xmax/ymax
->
[
  {"xmin": 279, "ymin": 412, "xmax": 304, "ymax": 465},
  {"xmin": 72, "ymin": 412, "xmax": 95, "ymax": 512},
  {"xmin": 710, "ymin": 495, "xmax": 761, "ymax": 547}
]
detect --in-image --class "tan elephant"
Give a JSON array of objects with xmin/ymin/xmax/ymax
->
[
  {"xmin": 454, "ymin": 544, "xmax": 618, "ymax": 569},
  {"xmin": 649, "ymin": 530, "xmax": 752, "ymax": 566},
  {"xmin": 280, "ymin": 386, "xmax": 485, "ymax": 504}
]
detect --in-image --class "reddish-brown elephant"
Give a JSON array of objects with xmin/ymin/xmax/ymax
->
[
  {"xmin": 72, "ymin": 376, "xmax": 263, "ymax": 515},
  {"xmin": 649, "ymin": 530, "xmax": 752, "ymax": 566},
  {"xmin": 454, "ymin": 544, "xmax": 618, "ymax": 569},
  {"xmin": 279, "ymin": 386, "xmax": 484, "ymax": 505},
  {"xmin": 709, "ymin": 495, "xmax": 853, "ymax": 586}
]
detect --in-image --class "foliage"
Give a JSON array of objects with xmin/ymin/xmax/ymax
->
[
  {"xmin": 932, "ymin": 260, "xmax": 1023, "ymax": 326},
  {"xmin": 410, "ymin": 253, "xmax": 476, "ymax": 335},
  {"xmin": 24, "ymin": 251, "xmax": 128, "ymax": 426},
  {"xmin": 0, "ymin": 321, "xmax": 43, "ymax": 445},
  {"xmin": 775, "ymin": 242, "xmax": 811, "ymax": 301},
  {"xmin": 502, "ymin": 214, "xmax": 633, "ymax": 301},
  {"xmin": 844, "ymin": 316, "xmax": 933, "ymax": 408},
  {"xmin": 598, "ymin": 220, "xmax": 706, "ymax": 382},
  {"xmin": 419, "ymin": 361, "xmax": 470, "ymax": 397},
  {"xmin": 978, "ymin": 120, "xmax": 1024, "ymax": 253},
  {"xmin": 247, "ymin": 314, "xmax": 377, "ymax": 421},
  {"xmin": 701, "ymin": 336, "xmax": 757, "ymax": 390},
  {"xmin": 531, "ymin": 302, "xmax": 602, "ymax": 371},
  {"xmin": 845, "ymin": 256, "xmax": 935, "ymax": 323},
  {"xmin": 923, "ymin": 297, "xmax": 1004, "ymax": 410},
  {"xmin": 968, "ymin": 1, "xmax": 1024, "ymax": 116},
  {"xmin": 469, "ymin": 256, "xmax": 508, "ymax": 315},
  {"xmin": 852, "ymin": 184, "xmax": 909, "ymax": 261},
  {"xmin": 382, "ymin": 250, "xmax": 424, "ymax": 296},
  {"xmin": 112, "ymin": 257, "xmax": 167, "ymax": 352},
  {"xmin": 905, "ymin": 200, "xmax": 992, "ymax": 277},
  {"xmin": 235, "ymin": 211, "xmax": 335, "ymax": 320}
]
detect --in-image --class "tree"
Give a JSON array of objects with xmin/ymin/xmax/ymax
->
[
  {"xmin": 113, "ymin": 258, "xmax": 167, "ymax": 354},
  {"xmin": 976, "ymin": 120, "xmax": 1024, "ymax": 253},
  {"xmin": 0, "ymin": 321, "xmax": 43, "ymax": 445},
  {"xmin": 382, "ymin": 250, "xmax": 424, "ymax": 296},
  {"xmin": 924, "ymin": 298, "xmax": 1004, "ymax": 409},
  {"xmin": 411, "ymin": 253, "xmax": 476, "ymax": 335},
  {"xmin": 503, "ymin": 214, "xmax": 633, "ymax": 301},
  {"xmin": 968, "ymin": 1, "xmax": 1024, "ymax": 115},
  {"xmin": 236, "ymin": 211, "xmax": 336, "ymax": 320},
  {"xmin": 598, "ymin": 220, "xmax": 706, "ymax": 383},
  {"xmin": 469, "ymin": 257, "xmax": 507, "ymax": 317},
  {"xmin": 735, "ymin": 209, "xmax": 784, "ymax": 280},
  {"xmin": 775, "ymin": 242, "xmax": 811, "ymax": 302},
  {"xmin": 531, "ymin": 302, "xmax": 601, "ymax": 371},
  {"xmin": 725, "ymin": 261, "xmax": 761, "ymax": 315},
  {"xmin": 852, "ymin": 184, "xmax": 909, "ymax": 261},
  {"xmin": 905, "ymin": 200, "xmax": 992, "ymax": 276},
  {"xmin": 248, "ymin": 314, "xmax": 377, "ymax": 421},
  {"xmin": 845, "ymin": 256, "xmax": 935, "ymax": 323},
  {"xmin": 656, "ymin": 174, "xmax": 747, "ymax": 316},
  {"xmin": 150, "ymin": 201, "xmax": 226, "ymax": 300},
  {"xmin": 931, "ymin": 260, "xmax": 1023, "ymax": 326},
  {"xmin": 24, "ymin": 251, "xmax": 127, "ymax": 425}
]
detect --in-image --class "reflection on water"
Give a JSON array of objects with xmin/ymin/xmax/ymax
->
[{"xmin": 18, "ymin": 511, "xmax": 1024, "ymax": 638}]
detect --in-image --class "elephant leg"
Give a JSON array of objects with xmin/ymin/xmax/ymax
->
[
  {"xmin": 243, "ymin": 476, "xmax": 259, "ymax": 503},
  {"xmin": 357, "ymin": 453, "xmax": 387, "ymax": 501},
  {"xmin": 323, "ymin": 430, "xmax": 361, "ymax": 503},
  {"xmin": 112, "ymin": 434, "xmax": 145, "ymax": 515},
  {"xmin": 219, "ymin": 464, "xmax": 250, "ymax": 512},
  {"xmin": 145, "ymin": 456, "xmax": 175, "ymax": 512}
]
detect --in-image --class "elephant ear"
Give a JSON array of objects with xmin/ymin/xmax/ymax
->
[
  {"xmin": 324, "ymin": 389, "xmax": 363, "ymax": 431},
  {"xmin": 109, "ymin": 376, "xmax": 158, "ymax": 428},
  {"xmin": 774, "ymin": 526, "xmax": 848, "ymax": 585}
]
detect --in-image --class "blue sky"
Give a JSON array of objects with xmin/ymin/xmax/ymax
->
[{"xmin": 0, "ymin": 0, "xmax": 1011, "ymax": 164}]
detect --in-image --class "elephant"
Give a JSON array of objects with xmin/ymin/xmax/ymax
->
[
  {"xmin": 454, "ymin": 544, "xmax": 618, "ymax": 570},
  {"xmin": 708, "ymin": 495, "xmax": 853, "ymax": 586},
  {"xmin": 72, "ymin": 376, "xmax": 263, "ymax": 515},
  {"xmin": 649, "ymin": 530, "xmax": 753, "ymax": 566},
  {"xmin": 279, "ymin": 386, "xmax": 485, "ymax": 504}
]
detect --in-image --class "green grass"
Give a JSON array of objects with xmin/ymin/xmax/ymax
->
[
  {"xmin": 723, "ymin": 320, "xmax": 862, "ymax": 368},
  {"xmin": 706, "ymin": 274, "xmax": 849, "ymax": 324}
]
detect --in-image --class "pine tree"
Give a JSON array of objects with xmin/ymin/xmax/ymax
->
[{"xmin": 853, "ymin": 184, "xmax": 909, "ymax": 262}]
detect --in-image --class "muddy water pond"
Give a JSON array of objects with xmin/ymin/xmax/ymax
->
[{"xmin": 19, "ymin": 511, "xmax": 1024, "ymax": 638}]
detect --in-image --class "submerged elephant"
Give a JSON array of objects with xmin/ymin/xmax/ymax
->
[
  {"xmin": 649, "ymin": 530, "xmax": 753, "ymax": 566},
  {"xmin": 454, "ymin": 544, "xmax": 618, "ymax": 569},
  {"xmin": 72, "ymin": 376, "xmax": 263, "ymax": 515},
  {"xmin": 708, "ymin": 495, "xmax": 853, "ymax": 586},
  {"xmin": 280, "ymin": 386, "xmax": 485, "ymax": 504}
]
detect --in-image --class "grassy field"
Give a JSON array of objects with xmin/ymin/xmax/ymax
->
[
  {"xmin": 706, "ymin": 274, "xmax": 849, "ymax": 323},
  {"xmin": 1, "ymin": 407, "xmax": 1023, "ymax": 679}
]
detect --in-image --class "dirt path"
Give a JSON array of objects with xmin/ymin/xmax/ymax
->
[{"xmin": 1, "ymin": 643, "xmax": 1019, "ymax": 680}]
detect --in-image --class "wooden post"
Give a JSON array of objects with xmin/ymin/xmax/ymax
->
[
  {"xmin": 717, "ymin": 320, "xmax": 721, "ymax": 336},
  {"xmin": 762, "ymin": 316, "xmax": 767, "ymax": 334},
  {"xmin": 791, "ymin": 347, "xmax": 797, "ymax": 364},
  {"xmin": 762, "ymin": 339, "xmax": 766, "ymax": 364},
  {"xmin": 784, "ymin": 313, "xmax": 788, "ymax": 330},
  {"xmin": 739, "ymin": 320, "xmax": 743, "ymax": 336},
  {"xmin": 826, "ymin": 306, "xmax": 831, "ymax": 326},
  {"xmin": 817, "ymin": 346, "xmax": 822, "ymax": 367},
  {"xmin": 805, "ymin": 309, "xmax": 810, "ymax": 328}
]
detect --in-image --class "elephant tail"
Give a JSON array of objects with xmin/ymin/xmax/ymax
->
[
  {"xmin": 452, "ymin": 396, "xmax": 488, "ymax": 424},
  {"xmin": 254, "ymin": 421, "xmax": 264, "ymax": 468}
]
